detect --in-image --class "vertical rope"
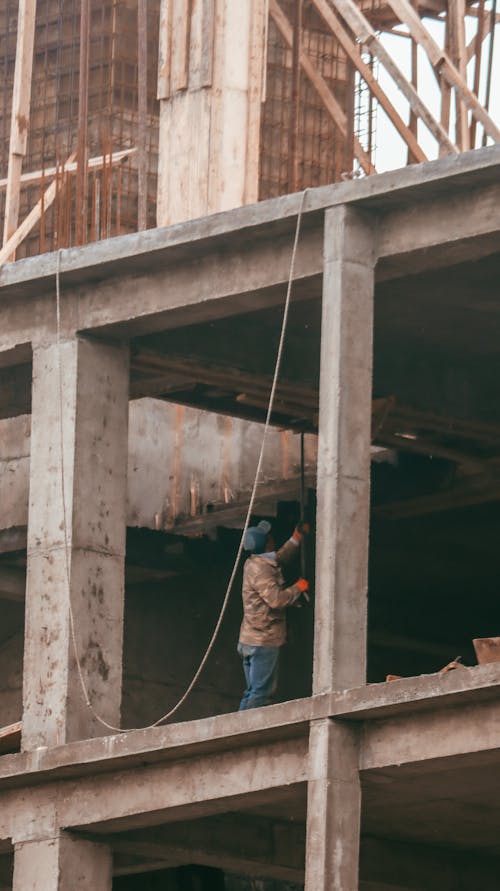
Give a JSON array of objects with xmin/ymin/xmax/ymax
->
[{"xmin": 55, "ymin": 189, "xmax": 309, "ymax": 732}]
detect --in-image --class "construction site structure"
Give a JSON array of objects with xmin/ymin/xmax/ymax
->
[
  {"xmin": 0, "ymin": 1, "xmax": 500, "ymax": 890},
  {"xmin": 1, "ymin": 0, "xmax": 499, "ymax": 257}
]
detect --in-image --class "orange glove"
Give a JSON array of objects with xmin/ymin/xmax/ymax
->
[
  {"xmin": 292, "ymin": 523, "xmax": 310, "ymax": 543},
  {"xmin": 296, "ymin": 578, "xmax": 309, "ymax": 593}
]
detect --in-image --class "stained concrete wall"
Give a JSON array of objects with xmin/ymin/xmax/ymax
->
[
  {"xmin": 0, "ymin": 399, "xmax": 316, "ymax": 535},
  {"xmin": 0, "ymin": 397, "xmax": 316, "ymax": 730}
]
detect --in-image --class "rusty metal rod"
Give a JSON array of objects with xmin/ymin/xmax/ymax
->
[
  {"xmin": 76, "ymin": 0, "xmax": 90, "ymax": 244},
  {"xmin": 137, "ymin": 0, "xmax": 148, "ymax": 229},
  {"xmin": 288, "ymin": 0, "xmax": 302, "ymax": 193}
]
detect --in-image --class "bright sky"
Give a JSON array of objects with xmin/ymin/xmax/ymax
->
[{"xmin": 370, "ymin": 13, "xmax": 499, "ymax": 172}]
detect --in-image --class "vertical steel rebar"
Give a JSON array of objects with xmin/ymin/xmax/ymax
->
[
  {"xmin": 137, "ymin": 0, "xmax": 148, "ymax": 229},
  {"xmin": 75, "ymin": 0, "xmax": 90, "ymax": 245},
  {"xmin": 288, "ymin": 0, "xmax": 302, "ymax": 193}
]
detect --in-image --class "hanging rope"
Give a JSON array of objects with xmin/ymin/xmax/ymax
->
[{"xmin": 55, "ymin": 189, "xmax": 309, "ymax": 733}]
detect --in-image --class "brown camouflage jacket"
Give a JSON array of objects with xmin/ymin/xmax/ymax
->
[{"xmin": 238, "ymin": 538, "xmax": 302, "ymax": 647}]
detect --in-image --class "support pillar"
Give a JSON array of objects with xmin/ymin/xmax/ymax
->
[
  {"xmin": 305, "ymin": 718, "xmax": 361, "ymax": 890},
  {"xmin": 13, "ymin": 834, "xmax": 112, "ymax": 891},
  {"xmin": 22, "ymin": 337, "xmax": 129, "ymax": 749},
  {"xmin": 313, "ymin": 204, "xmax": 375, "ymax": 694}
]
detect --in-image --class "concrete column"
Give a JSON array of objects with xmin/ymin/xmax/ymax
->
[
  {"xmin": 13, "ymin": 834, "xmax": 112, "ymax": 891},
  {"xmin": 22, "ymin": 337, "xmax": 129, "ymax": 749},
  {"xmin": 305, "ymin": 718, "xmax": 361, "ymax": 890},
  {"xmin": 313, "ymin": 205, "xmax": 375, "ymax": 694}
]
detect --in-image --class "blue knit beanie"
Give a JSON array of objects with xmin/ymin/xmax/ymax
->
[{"xmin": 243, "ymin": 520, "xmax": 272, "ymax": 553}]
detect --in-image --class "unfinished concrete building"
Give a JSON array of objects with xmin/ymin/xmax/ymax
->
[{"xmin": 1, "ymin": 1, "xmax": 500, "ymax": 889}]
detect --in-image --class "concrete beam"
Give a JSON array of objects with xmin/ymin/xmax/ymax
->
[
  {"xmin": 0, "ymin": 149, "xmax": 499, "ymax": 357},
  {"xmin": 361, "ymin": 697, "xmax": 500, "ymax": 771},
  {"xmin": 378, "ymin": 180, "xmax": 500, "ymax": 280},
  {"xmin": 0, "ymin": 736, "xmax": 309, "ymax": 840}
]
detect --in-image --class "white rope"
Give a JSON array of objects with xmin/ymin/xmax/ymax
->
[{"xmin": 55, "ymin": 188, "xmax": 309, "ymax": 733}]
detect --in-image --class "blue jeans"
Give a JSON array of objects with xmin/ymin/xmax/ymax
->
[{"xmin": 238, "ymin": 642, "xmax": 280, "ymax": 710}]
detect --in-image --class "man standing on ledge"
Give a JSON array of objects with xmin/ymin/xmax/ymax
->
[{"xmin": 238, "ymin": 520, "xmax": 309, "ymax": 710}]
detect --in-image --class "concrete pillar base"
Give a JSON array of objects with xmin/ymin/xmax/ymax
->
[{"xmin": 13, "ymin": 834, "xmax": 112, "ymax": 891}]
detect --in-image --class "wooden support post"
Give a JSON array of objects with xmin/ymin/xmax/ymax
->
[
  {"xmin": 330, "ymin": 0, "xmax": 456, "ymax": 154},
  {"xmin": 470, "ymin": 0, "xmax": 486, "ymax": 147},
  {"xmin": 467, "ymin": 5, "xmax": 494, "ymax": 62},
  {"xmin": 386, "ymin": 0, "xmax": 500, "ymax": 143},
  {"xmin": 3, "ymin": 0, "xmax": 37, "ymax": 255},
  {"xmin": 448, "ymin": 0, "xmax": 470, "ymax": 150},
  {"xmin": 313, "ymin": 205, "xmax": 375, "ymax": 695},
  {"xmin": 0, "ymin": 153, "xmax": 76, "ymax": 269},
  {"xmin": 312, "ymin": 0, "xmax": 427, "ymax": 163},
  {"xmin": 408, "ymin": 7, "xmax": 419, "ymax": 164},
  {"xmin": 482, "ymin": 0, "xmax": 497, "ymax": 146},
  {"xmin": 440, "ymin": 17, "xmax": 452, "ymax": 155}
]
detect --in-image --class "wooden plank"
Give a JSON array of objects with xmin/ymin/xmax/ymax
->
[
  {"xmin": 448, "ymin": 0, "xmax": 470, "ymax": 150},
  {"xmin": 311, "ymin": 0, "xmax": 427, "ymax": 163},
  {"xmin": 467, "ymin": 6, "xmax": 491, "ymax": 63},
  {"xmin": 0, "ymin": 721, "xmax": 22, "ymax": 755},
  {"xmin": 331, "ymin": 0, "xmax": 457, "ymax": 153},
  {"xmin": 3, "ymin": 0, "xmax": 37, "ymax": 252},
  {"xmin": 0, "ymin": 148, "xmax": 137, "ymax": 191},
  {"xmin": 439, "ymin": 18, "xmax": 452, "ymax": 155},
  {"xmin": 158, "ymin": 0, "xmax": 172, "ymax": 99},
  {"xmin": 171, "ymin": 0, "xmax": 191, "ymax": 92},
  {"xmin": 200, "ymin": 0, "xmax": 215, "ymax": 87},
  {"xmin": 244, "ymin": 0, "xmax": 267, "ymax": 204},
  {"xmin": 470, "ymin": 0, "xmax": 486, "ymax": 146},
  {"xmin": 270, "ymin": 0, "xmax": 376, "ymax": 175},
  {"xmin": 0, "ymin": 153, "xmax": 76, "ymax": 269},
  {"xmin": 386, "ymin": 0, "xmax": 500, "ymax": 142},
  {"xmin": 408, "ymin": 4, "xmax": 419, "ymax": 162}
]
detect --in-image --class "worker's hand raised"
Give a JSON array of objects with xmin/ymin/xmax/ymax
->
[{"xmin": 293, "ymin": 522, "xmax": 310, "ymax": 543}]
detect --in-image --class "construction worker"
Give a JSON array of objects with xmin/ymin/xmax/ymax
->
[{"xmin": 237, "ymin": 519, "xmax": 309, "ymax": 710}]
